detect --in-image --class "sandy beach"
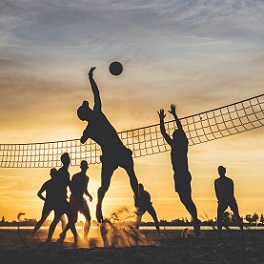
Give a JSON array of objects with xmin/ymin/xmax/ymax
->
[{"xmin": 0, "ymin": 226, "xmax": 263, "ymax": 264}]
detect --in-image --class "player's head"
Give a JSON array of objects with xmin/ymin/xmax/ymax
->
[
  {"xmin": 172, "ymin": 130, "xmax": 184, "ymax": 141},
  {"xmin": 50, "ymin": 168, "xmax": 57, "ymax": 179},
  {"xmin": 77, "ymin": 100, "xmax": 92, "ymax": 121},
  {"xmin": 80, "ymin": 160, "xmax": 88, "ymax": 171},
  {"xmin": 218, "ymin": 165, "xmax": 226, "ymax": 176},
  {"xmin": 172, "ymin": 130, "xmax": 180, "ymax": 139},
  {"xmin": 138, "ymin": 183, "xmax": 144, "ymax": 193},
  {"xmin": 61, "ymin": 152, "xmax": 70, "ymax": 166}
]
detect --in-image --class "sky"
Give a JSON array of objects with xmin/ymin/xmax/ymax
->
[{"xmin": 0, "ymin": 0, "xmax": 263, "ymax": 223}]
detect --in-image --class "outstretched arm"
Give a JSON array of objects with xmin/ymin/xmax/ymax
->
[
  {"xmin": 157, "ymin": 109, "xmax": 173, "ymax": 146},
  {"xmin": 84, "ymin": 178, "xmax": 93, "ymax": 202},
  {"xmin": 168, "ymin": 104, "xmax": 184, "ymax": 131},
  {"xmin": 80, "ymin": 127, "xmax": 89, "ymax": 144},
  {"xmin": 88, "ymin": 67, "xmax": 102, "ymax": 111}
]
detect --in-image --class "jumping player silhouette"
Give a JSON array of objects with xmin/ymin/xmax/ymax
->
[
  {"xmin": 214, "ymin": 165, "xmax": 244, "ymax": 237},
  {"xmin": 77, "ymin": 67, "xmax": 140, "ymax": 223},
  {"xmin": 158, "ymin": 104, "xmax": 201, "ymax": 237}
]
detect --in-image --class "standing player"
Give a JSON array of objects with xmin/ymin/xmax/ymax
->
[
  {"xmin": 77, "ymin": 67, "xmax": 140, "ymax": 223},
  {"xmin": 46, "ymin": 153, "xmax": 78, "ymax": 243},
  {"xmin": 59, "ymin": 160, "xmax": 93, "ymax": 241},
  {"xmin": 31, "ymin": 168, "xmax": 66, "ymax": 236},
  {"xmin": 135, "ymin": 183, "xmax": 160, "ymax": 236},
  {"xmin": 158, "ymin": 104, "xmax": 201, "ymax": 237},
  {"xmin": 214, "ymin": 166, "xmax": 244, "ymax": 237}
]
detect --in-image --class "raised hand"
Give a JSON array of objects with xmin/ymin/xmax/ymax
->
[
  {"xmin": 88, "ymin": 67, "xmax": 96, "ymax": 78},
  {"xmin": 168, "ymin": 104, "xmax": 176, "ymax": 115},
  {"xmin": 157, "ymin": 109, "xmax": 166, "ymax": 119}
]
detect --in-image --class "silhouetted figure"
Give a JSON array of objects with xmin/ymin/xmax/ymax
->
[
  {"xmin": 214, "ymin": 166, "xmax": 244, "ymax": 237},
  {"xmin": 158, "ymin": 104, "xmax": 201, "ymax": 237},
  {"xmin": 46, "ymin": 153, "xmax": 78, "ymax": 243},
  {"xmin": 32, "ymin": 168, "xmax": 66, "ymax": 236},
  {"xmin": 59, "ymin": 160, "xmax": 93, "ymax": 241},
  {"xmin": 77, "ymin": 67, "xmax": 139, "ymax": 223},
  {"xmin": 135, "ymin": 183, "xmax": 160, "ymax": 236}
]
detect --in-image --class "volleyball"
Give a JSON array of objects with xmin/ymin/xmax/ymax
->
[{"xmin": 109, "ymin": 61, "xmax": 123, "ymax": 75}]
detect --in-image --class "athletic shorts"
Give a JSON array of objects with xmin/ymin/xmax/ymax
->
[
  {"xmin": 218, "ymin": 199, "xmax": 238, "ymax": 212},
  {"xmin": 53, "ymin": 201, "xmax": 71, "ymax": 216},
  {"xmin": 173, "ymin": 170, "xmax": 192, "ymax": 193},
  {"xmin": 100, "ymin": 148, "xmax": 133, "ymax": 170},
  {"xmin": 70, "ymin": 197, "xmax": 90, "ymax": 220}
]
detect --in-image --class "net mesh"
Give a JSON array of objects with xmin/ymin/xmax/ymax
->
[{"xmin": 0, "ymin": 94, "xmax": 263, "ymax": 168}]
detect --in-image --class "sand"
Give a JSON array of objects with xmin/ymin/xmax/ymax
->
[{"xmin": 0, "ymin": 227, "xmax": 264, "ymax": 264}]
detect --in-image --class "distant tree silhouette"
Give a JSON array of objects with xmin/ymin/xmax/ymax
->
[
  {"xmin": 252, "ymin": 213, "xmax": 259, "ymax": 224},
  {"xmin": 222, "ymin": 211, "xmax": 232, "ymax": 225},
  {"xmin": 245, "ymin": 214, "xmax": 254, "ymax": 224},
  {"xmin": 260, "ymin": 214, "xmax": 264, "ymax": 225}
]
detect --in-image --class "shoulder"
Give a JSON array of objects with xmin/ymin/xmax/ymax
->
[
  {"xmin": 92, "ymin": 108, "xmax": 103, "ymax": 117},
  {"xmin": 57, "ymin": 167, "xmax": 65, "ymax": 175},
  {"xmin": 226, "ymin": 177, "xmax": 234, "ymax": 183},
  {"xmin": 72, "ymin": 172, "xmax": 80, "ymax": 177},
  {"xmin": 72, "ymin": 172, "xmax": 81, "ymax": 179},
  {"xmin": 144, "ymin": 191, "xmax": 151, "ymax": 199},
  {"xmin": 214, "ymin": 179, "xmax": 219, "ymax": 185},
  {"xmin": 42, "ymin": 180, "xmax": 50, "ymax": 188}
]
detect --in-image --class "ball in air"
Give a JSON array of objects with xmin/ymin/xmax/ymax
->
[{"xmin": 109, "ymin": 61, "xmax": 123, "ymax": 75}]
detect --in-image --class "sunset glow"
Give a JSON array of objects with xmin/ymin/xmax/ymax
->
[{"xmin": 0, "ymin": 1, "xmax": 263, "ymax": 224}]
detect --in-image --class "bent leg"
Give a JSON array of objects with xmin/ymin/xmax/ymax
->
[
  {"xmin": 178, "ymin": 189, "xmax": 200, "ymax": 237},
  {"xmin": 121, "ymin": 156, "xmax": 139, "ymax": 207},
  {"xmin": 135, "ymin": 209, "xmax": 144, "ymax": 230},
  {"xmin": 59, "ymin": 203, "xmax": 78, "ymax": 243},
  {"xmin": 59, "ymin": 205, "xmax": 78, "ymax": 242},
  {"xmin": 230, "ymin": 202, "xmax": 244, "ymax": 233},
  {"xmin": 32, "ymin": 204, "xmax": 51, "ymax": 236},
  {"xmin": 178, "ymin": 190, "xmax": 198, "ymax": 221},
  {"xmin": 46, "ymin": 211, "xmax": 62, "ymax": 242},
  {"xmin": 60, "ymin": 214, "xmax": 67, "ymax": 230},
  {"xmin": 96, "ymin": 164, "xmax": 115, "ymax": 222},
  {"xmin": 217, "ymin": 204, "xmax": 227, "ymax": 237},
  {"xmin": 81, "ymin": 203, "xmax": 91, "ymax": 240},
  {"xmin": 147, "ymin": 206, "xmax": 160, "ymax": 236}
]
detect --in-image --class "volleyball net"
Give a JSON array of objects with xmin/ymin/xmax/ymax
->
[{"xmin": 0, "ymin": 94, "xmax": 263, "ymax": 168}]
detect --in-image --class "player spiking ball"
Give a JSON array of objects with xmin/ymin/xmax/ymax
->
[
  {"xmin": 109, "ymin": 61, "xmax": 123, "ymax": 75},
  {"xmin": 77, "ymin": 67, "xmax": 140, "ymax": 223}
]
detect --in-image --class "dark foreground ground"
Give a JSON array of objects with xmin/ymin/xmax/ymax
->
[{"xmin": 0, "ymin": 227, "xmax": 263, "ymax": 264}]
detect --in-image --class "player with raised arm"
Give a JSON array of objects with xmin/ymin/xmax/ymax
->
[
  {"xmin": 158, "ymin": 104, "xmax": 201, "ymax": 237},
  {"xmin": 77, "ymin": 67, "xmax": 140, "ymax": 223}
]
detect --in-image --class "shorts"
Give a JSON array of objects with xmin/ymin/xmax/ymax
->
[
  {"xmin": 136, "ymin": 203, "xmax": 153, "ymax": 216},
  {"xmin": 218, "ymin": 199, "xmax": 238, "ymax": 212},
  {"xmin": 53, "ymin": 200, "xmax": 71, "ymax": 216},
  {"xmin": 70, "ymin": 197, "xmax": 91, "ymax": 221},
  {"xmin": 173, "ymin": 170, "xmax": 192, "ymax": 193},
  {"xmin": 100, "ymin": 148, "xmax": 133, "ymax": 170}
]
